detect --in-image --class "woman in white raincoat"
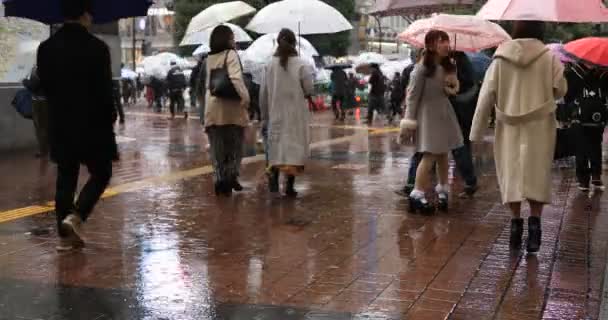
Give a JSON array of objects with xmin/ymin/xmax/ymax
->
[
  {"xmin": 260, "ymin": 28, "xmax": 315, "ymax": 197},
  {"xmin": 470, "ymin": 21, "xmax": 567, "ymax": 254}
]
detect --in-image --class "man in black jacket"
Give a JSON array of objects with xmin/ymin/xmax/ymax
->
[
  {"xmin": 565, "ymin": 63, "xmax": 608, "ymax": 192},
  {"xmin": 331, "ymin": 68, "xmax": 348, "ymax": 121},
  {"xmin": 166, "ymin": 61, "xmax": 188, "ymax": 119},
  {"xmin": 37, "ymin": 0, "xmax": 118, "ymax": 251},
  {"xmin": 367, "ymin": 64, "xmax": 386, "ymax": 125}
]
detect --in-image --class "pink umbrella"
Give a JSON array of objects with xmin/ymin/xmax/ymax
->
[
  {"xmin": 546, "ymin": 43, "xmax": 573, "ymax": 64},
  {"xmin": 370, "ymin": 0, "xmax": 475, "ymax": 17},
  {"xmin": 397, "ymin": 14, "xmax": 511, "ymax": 52},
  {"xmin": 477, "ymin": 0, "xmax": 608, "ymax": 22}
]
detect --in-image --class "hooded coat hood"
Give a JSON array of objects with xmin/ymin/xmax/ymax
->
[{"xmin": 494, "ymin": 39, "xmax": 549, "ymax": 68}]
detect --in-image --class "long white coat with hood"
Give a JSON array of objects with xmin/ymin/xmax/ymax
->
[{"xmin": 470, "ymin": 39, "xmax": 568, "ymax": 204}]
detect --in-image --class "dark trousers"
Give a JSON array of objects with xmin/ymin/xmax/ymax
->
[
  {"xmin": 207, "ymin": 125, "xmax": 244, "ymax": 184},
  {"xmin": 113, "ymin": 92, "xmax": 125, "ymax": 122},
  {"xmin": 406, "ymin": 140, "xmax": 477, "ymax": 188},
  {"xmin": 388, "ymin": 99, "xmax": 402, "ymax": 120},
  {"xmin": 169, "ymin": 90, "xmax": 185, "ymax": 115},
  {"xmin": 575, "ymin": 125, "xmax": 605, "ymax": 184},
  {"xmin": 154, "ymin": 93, "xmax": 163, "ymax": 112},
  {"xmin": 55, "ymin": 159, "xmax": 112, "ymax": 238},
  {"xmin": 332, "ymin": 94, "xmax": 345, "ymax": 119},
  {"xmin": 367, "ymin": 95, "xmax": 385, "ymax": 123}
]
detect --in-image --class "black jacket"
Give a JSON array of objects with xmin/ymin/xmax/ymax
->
[
  {"xmin": 369, "ymin": 68, "xmax": 385, "ymax": 97},
  {"xmin": 330, "ymin": 69, "xmax": 348, "ymax": 96},
  {"xmin": 166, "ymin": 66, "xmax": 187, "ymax": 91},
  {"xmin": 449, "ymin": 52, "xmax": 478, "ymax": 138},
  {"xmin": 37, "ymin": 23, "xmax": 118, "ymax": 163}
]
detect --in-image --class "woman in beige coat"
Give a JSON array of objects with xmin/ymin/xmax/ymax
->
[
  {"xmin": 470, "ymin": 21, "xmax": 567, "ymax": 254},
  {"xmin": 204, "ymin": 25, "xmax": 250, "ymax": 196}
]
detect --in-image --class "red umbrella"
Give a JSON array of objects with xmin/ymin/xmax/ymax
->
[{"xmin": 563, "ymin": 37, "xmax": 608, "ymax": 67}]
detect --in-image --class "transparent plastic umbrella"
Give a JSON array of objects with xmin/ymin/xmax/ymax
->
[
  {"xmin": 181, "ymin": 23, "xmax": 252, "ymax": 47},
  {"xmin": 245, "ymin": 33, "xmax": 319, "ymax": 64},
  {"xmin": 246, "ymin": 0, "xmax": 352, "ymax": 35},
  {"xmin": 184, "ymin": 1, "xmax": 256, "ymax": 35},
  {"xmin": 121, "ymin": 68, "xmax": 138, "ymax": 79},
  {"xmin": 192, "ymin": 44, "xmax": 211, "ymax": 57}
]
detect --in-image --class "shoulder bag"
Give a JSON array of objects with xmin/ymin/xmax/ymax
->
[{"xmin": 209, "ymin": 50, "xmax": 242, "ymax": 100}]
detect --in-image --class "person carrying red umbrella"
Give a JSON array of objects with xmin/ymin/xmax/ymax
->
[{"xmin": 563, "ymin": 37, "xmax": 608, "ymax": 193}]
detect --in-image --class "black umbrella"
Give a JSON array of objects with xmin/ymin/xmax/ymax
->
[{"xmin": 3, "ymin": 0, "xmax": 153, "ymax": 24}]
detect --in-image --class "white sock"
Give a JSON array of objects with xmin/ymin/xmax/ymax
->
[
  {"xmin": 435, "ymin": 184, "xmax": 449, "ymax": 197},
  {"xmin": 409, "ymin": 189, "xmax": 427, "ymax": 203}
]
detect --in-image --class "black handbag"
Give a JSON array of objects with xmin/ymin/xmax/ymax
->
[{"xmin": 209, "ymin": 50, "xmax": 242, "ymax": 100}]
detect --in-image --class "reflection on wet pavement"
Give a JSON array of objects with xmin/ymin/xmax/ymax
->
[{"xmin": 0, "ymin": 106, "xmax": 606, "ymax": 319}]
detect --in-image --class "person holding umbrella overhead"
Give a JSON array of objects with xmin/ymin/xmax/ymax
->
[
  {"xmin": 260, "ymin": 28, "xmax": 315, "ymax": 197},
  {"xmin": 400, "ymin": 30, "xmax": 463, "ymax": 214},
  {"xmin": 367, "ymin": 64, "xmax": 387, "ymax": 125},
  {"xmin": 37, "ymin": 0, "xmax": 118, "ymax": 251},
  {"xmin": 562, "ymin": 37, "xmax": 608, "ymax": 192},
  {"xmin": 330, "ymin": 67, "xmax": 348, "ymax": 121},
  {"xmin": 471, "ymin": 21, "xmax": 568, "ymax": 254},
  {"xmin": 205, "ymin": 25, "xmax": 250, "ymax": 196}
]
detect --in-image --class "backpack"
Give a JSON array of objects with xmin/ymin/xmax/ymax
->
[
  {"xmin": 574, "ymin": 77, "xmax": 608, "ymax": 126},
  {"xmin": 11, "ymin": 89, "xmax": 33, "ymax": 120},
  {"xmin": 168, "ymin": 68, "xmax": 187, "ymax": 90}
]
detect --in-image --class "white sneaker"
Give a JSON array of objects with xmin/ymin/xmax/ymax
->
[
  {"xmin": 62, "ymin": 214, "xmax": 84, "ymax": 245},
  {"xmin": 56, "ymin": 238, "xmax": 75, "ymax": 252},
  {"xmin": 592, "ymin": 181, "xmax": 605, "ymax": 192},
  {"xmin": 55, "ymin": 236, "xmax": 84, "ymax": 252}
]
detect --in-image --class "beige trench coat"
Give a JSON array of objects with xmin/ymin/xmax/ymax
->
[
  {"xmin": 204, "ymin": 50, "xmax": 250, "ymax": 128},
  {"xmin": 470, "ymin": 39, "xmax": 568, "ymax": 204}
]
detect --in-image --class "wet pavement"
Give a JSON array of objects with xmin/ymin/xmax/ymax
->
[{"xmin": 0, "ymin": 104, "xmax": 607, "ymax": 319}]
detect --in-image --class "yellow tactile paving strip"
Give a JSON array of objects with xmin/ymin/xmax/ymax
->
[{"xmin": 0, "ymin": 127, "xmax": 397, "ymax": 224}]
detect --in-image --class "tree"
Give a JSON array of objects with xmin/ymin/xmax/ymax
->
[
  {"xmin": 173, "ymin": 0, "xmax": 210, "ymax": 55},
  {"xmin": 173, "ymin": 0, "xmax": 355, "ymax": 57}
]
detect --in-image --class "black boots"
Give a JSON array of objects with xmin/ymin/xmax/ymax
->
[
  {"xmin": 509, "ymin": 217, "xmax": 541, "ymax": 253},
  {"xmin": 268, "ymin": 168, "xmax": 298, "ymax": 197},
  {"xmin": 526, "ymin": 216, "xmax": 542, "ymax": 254},
  {"xmin": 214, "ymin": 181, "xmax": 232, "ymax": 196},
  {"xmin": 285, "ymin": 175, "xmax": 297, "ymax": 197},
  {"xmin": 268, "ymin": 168, "xmax": 279, "ymax": 193},
  {"xmin": 509, "ymin": 218, "xmax": 524, "ymax": 249}
]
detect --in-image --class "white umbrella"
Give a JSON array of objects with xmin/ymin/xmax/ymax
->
[
  {"xmin": 246, "ymin": 0, "xmax": 352, "ymax": 35},
  {"xmin": 181, "ymin": 23, "xmax": 252, "ymax": 46},
  {"xmin": 245, "ymin": 33, "xmax": 319, "ymax": 64},
  {"xmin": 381, "ymin": 60, "xmax": 411, "ymax": 80},
  {"xmin": 354, "ymin": 52, "xmax": 389, "ymax": 67},
  {"xmin": 192, "ymin": 43, "xmax": 211, "ymax": 57},
  {"xmin": 142, "ymin": 52, "xmax": 189, "ymax": 79},
  {"xmin": 121, "ymin": 68, "xmax": 138, "ymax": 79},
  {"xmin": 184, "ymin": 1, "xmax": 256, "ymax": 36}
]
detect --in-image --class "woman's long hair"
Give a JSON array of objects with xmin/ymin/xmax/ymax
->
[
  {"xmin": 209, "ymin": 25, "xmax": 235, "ymax": 54},
  {"xmin": 423, "ymin": 30, "xmax": 456, "ymax": 77},
  {"xmin": 274, "ymin": 28, "xmax": 298, "ymax": 70}
]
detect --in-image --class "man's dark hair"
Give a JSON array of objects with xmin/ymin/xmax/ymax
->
[
  {"xmin": 511, "ymin": 21, "xmax": 545, "ymax": 41},
  {"xmin": 209, "ymin": 25, "xmax": 235, "ymax": 53},
  {"xmin": 62, "ymin": 0, "xmax": 93, "ymax": 20}
]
